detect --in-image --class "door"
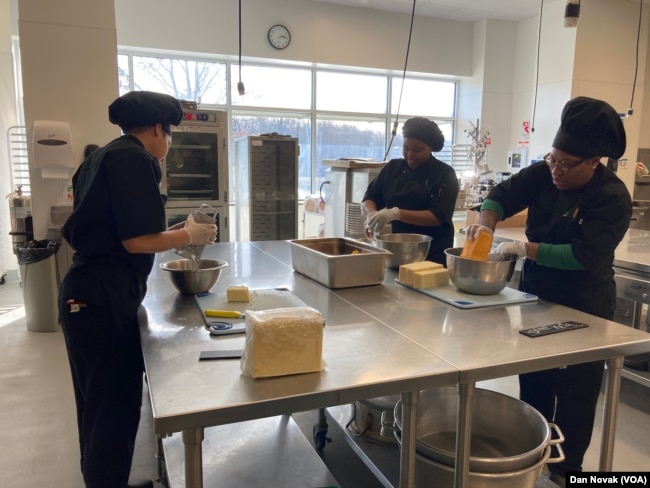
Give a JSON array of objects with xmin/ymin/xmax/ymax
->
[{"xmin": 163, "ymin": 122, "xmax": 227, "ymax": 207}]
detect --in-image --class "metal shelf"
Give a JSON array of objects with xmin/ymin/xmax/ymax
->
[{"xmin": 621, "ymin": 367, "xmax": 650, "ymax": 388}]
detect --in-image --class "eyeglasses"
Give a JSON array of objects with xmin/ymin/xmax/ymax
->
[{"xmin": 543, "ymin": 154, "xmax": 586, "ymax": 175}]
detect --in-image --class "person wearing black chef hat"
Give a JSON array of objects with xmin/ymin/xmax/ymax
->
[
  {"xmin": 465, "ymin": 96, "xmax": 632, "ymax": 486},
  {"xmin": 362, "ymin": 116, "xmax": 459, "ymax": 265},
  {"xmin": 58, "ymin": 91, "xmax": 217, "ymax": 488}
]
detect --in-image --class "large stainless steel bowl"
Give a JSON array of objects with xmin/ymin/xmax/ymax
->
[
  {"xmin": 374, "ymin": 233, "xmax": 432, "ymax": 269},
  {"xmin": 393, "ymin": 387, "xmax": 555, "ymax": 474},
  {"xmin": 160, "ymin": 259, "xmax": 228, "ymax": 294},
  {"xmin": 445, "ymin": 247, "xmax": 516, "ymax": 295}
]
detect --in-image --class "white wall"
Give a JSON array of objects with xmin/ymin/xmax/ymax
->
[
  {"xmin": 18, "ymin": 0, "xmax": 120, "ymax": 241},
  {"xmin": 114, "ymin": 0, "xmax": 475, "ymax": 77},
  {"xmin": 0, "ymin": 0, "xmax": 18, "ymax": 275},
  {"xmin": 512, "ymin": 0, "xmax": 575, "ymax": 164},
  {"xmin": 510, "ymin": 0, "xmax": 649, "ymax": 196}
]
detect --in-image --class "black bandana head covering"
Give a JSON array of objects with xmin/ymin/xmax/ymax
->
[
  {"xmin": 552, "ymin": 96, "xmax": 626, "ymax": 159},
  {"xmin": 402, "ymin": 117, "xmax": 445, "ymax": 152},
  {"xmin": 108, "ymin": 91, "xmax": 183, "ymax": 135}
]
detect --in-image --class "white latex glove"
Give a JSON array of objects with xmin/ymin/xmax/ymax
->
[
  {"xmin": 465, "ymin": 224, "xmax": 493, "ymax": 241},
  {"xmin": 363, "ymin": 211, "xmax": 377, "ymax": 238},
  {"xmin": 496, "ymin": 241, "xmax": 527, "ymax": 258},
  {"xmin": 167, "ymin": 221, "xmax": 185, "ymax": 231},
  {"xmin": 183, "ymin": 214, "xmax": 218, "ymax": 245},
  {"xmin": 366, "ymin": 207, "xmax": 400, "ymax": 232}
]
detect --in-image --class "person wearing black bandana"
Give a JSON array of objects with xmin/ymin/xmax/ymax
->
[
  {"xmin": 465, "ymin": 96, "xmax": 632, "ymax": 486},
  {"xmin": 58, "ymin": 91, "xmax": 217, "ymax": 488},
  {"xmin": 362, "ymin": 117, "xmax": 459, "ymax": 265}
]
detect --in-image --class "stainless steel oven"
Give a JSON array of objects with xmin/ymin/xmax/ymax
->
[{"xmin": 162, "ymin": 107, "xmax": 229, "ymax": 241}]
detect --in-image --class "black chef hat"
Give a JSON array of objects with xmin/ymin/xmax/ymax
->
[
  {"xmin": 552, "ymin": 96, "xmax": 626, "ymax": 159},
  {"xmin": 402, "ymin": 117, "xmax": 445, "ymax": 152},
  {"xmin": 109, "ymin": 91, "xmax": 183, "ymax": 135}
]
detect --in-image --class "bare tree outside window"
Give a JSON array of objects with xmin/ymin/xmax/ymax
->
[{"xmin": 119, "ymin": 55, "xmax": 227, "ymax": 104}]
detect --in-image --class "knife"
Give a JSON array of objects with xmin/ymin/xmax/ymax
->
[{"xmin": 204, "ymin": 309, "xmax": 245, "ymax": 319}]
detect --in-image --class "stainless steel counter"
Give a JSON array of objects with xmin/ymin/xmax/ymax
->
[
  {"xmin": 140, "ymin": 242, "xmax": 457, "ymax": 488},
  {"xmin": 473, "ymin": 227, "xmax": 650, "ymax": 386},
  {"xmin": 140, "ymin": 240, "xmax": 650, "ymax": 488}
]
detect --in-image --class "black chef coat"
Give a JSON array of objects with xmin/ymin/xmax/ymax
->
[
  {"xmin": 63, "ymin": 135, "xmax": 167, "ymax": 277},
  {"xmin": 486, "ymin": 161, "xmax": 632, "ymax": 319},
  {"xmin": 363, "ymin": 156, "xmax": 459, "ymax": 265}
]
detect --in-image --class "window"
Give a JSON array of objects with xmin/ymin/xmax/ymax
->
[
  {"xmin": 231, "ymin": 65, "xmax": 311, "ymax": 110},
  {"xmin": 314, "ymin": 117, "xmax": 387, "ymax": 187},
  {"xmin": 117, "ymin": 51, "xmax": 458, "ymax": 197},
  {"xmin": 121, "ymin": 55, "xmax": 227, "ymax": 104},
  {"xmin": 391, "ymin": 78, "xmax": 456, "ymax": 117},
  {"xmin": 316, "ymin": 72, "xmax": 387, "ymax": 113}
]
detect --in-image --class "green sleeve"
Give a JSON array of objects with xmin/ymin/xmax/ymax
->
[
  {"xmin": 480, "ymin": 199, "xmax": 504, "ymax": 219},
  {"xmin": 536, "ymin": 243, "xmax": 585, "ymax": 270}
]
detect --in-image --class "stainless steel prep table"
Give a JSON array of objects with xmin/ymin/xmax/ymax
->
[
  {"xmin": 140, "ymin": 241, "xmax": 458, "ymax": 488},
  {"xmin": 490, "ymin": 227, "xmax": 650, "ymax": 387},
  {"xmin": 141, "ymin": 241, "xmax": 650, "ymax": 488},
  {"xmin": 253, "ymin": 240, "xmax": 650, "ymax": 488}
]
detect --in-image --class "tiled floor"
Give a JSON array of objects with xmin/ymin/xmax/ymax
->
[{"xmin": 1, "ymin": 274, "xmax": 649, "ymax": 487}]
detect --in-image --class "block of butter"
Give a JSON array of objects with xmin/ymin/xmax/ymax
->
[
  {"xmin": 413, "ymin": 268, "xmax": 449, "ymax": 289},
  {"xmin": 398, "ymin": 261, "xmax": 443, "ymax": 286},
  {"xmin": 227, "ymin": 285, "xmax": 251, "ymax": 302},
  {"xmin": 240, "ymin": 307, "xmax": 324, "ymax": 379}
]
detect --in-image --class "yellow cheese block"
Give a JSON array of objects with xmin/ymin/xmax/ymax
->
[
  {"xmin": 398, "ymin": 261, "xmax": 443, "ymax": 286},
  {"xmin": 460, "ymin": 232, "xmax": 493, "ymax": 261},
  {"xmin": 413, "ymin": 268, "xmax": 449, "ymax": 289},
  {"xmin": 227, "ymin": 285, "xmax": 251, "ymax": 302},
  {"xmin": 241, "ymin": 307, "xmax": 324, "ymax": 379}
]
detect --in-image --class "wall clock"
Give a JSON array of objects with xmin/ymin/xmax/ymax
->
[{"xmin": 268, "ymin": 24, "xmax": 291, "ymax": 50}]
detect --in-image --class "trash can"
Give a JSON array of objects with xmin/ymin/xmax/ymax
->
[{"xmin": 16, "ymin": 240, "xmax": 60, "ymax": 333}]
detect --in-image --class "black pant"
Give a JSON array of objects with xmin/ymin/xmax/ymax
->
[
  {"xmin": 59, "ymin": 266, "xmax": 145, "ymax": 488},
  {"xmin": 519, "ymin": 360, "xmax": 604, "ymax": 475}
]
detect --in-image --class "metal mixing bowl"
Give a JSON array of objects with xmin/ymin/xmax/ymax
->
[
  {"xmin": 445, "ymin": 247, "xmax": 516, "ymax": 295},
  {"xmin": 160, "ymin": 258, "xmax": 228, "ymax": 294},
  {"xmin": 374, "ymin": 233, "xmax": 432, "ymax": 269}
]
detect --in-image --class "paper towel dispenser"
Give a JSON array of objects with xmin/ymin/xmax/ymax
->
[{"xmin": 33, "ymin": 120, "xmax": 75, "ymax": 178}]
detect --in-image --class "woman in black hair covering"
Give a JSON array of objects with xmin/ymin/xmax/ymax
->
[
  {"xmin": 58, "ymin": 91, "xmax": 217, "ymax": 488},
  {"xmin": 465, "ymin": 96, "xmax": 632, "ymax": 487},
  {"xmin": 362, "ymin": 116, "xmax": 459, "ymax": 265}
]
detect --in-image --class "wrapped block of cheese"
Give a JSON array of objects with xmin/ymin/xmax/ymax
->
[
  {"xmin": 241, "ymin": 307, "xmax": 324, "ymax": 379},
  {"xmin": 398, "ymin": 261, "xmax": 443, "ymax": 286},
  {"xmin": 460, "ymin": 232, "xmax": 493, "ymax": 261}
]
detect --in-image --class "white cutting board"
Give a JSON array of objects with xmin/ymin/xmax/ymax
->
[
  {"xmin": 396, "ymin": 280, "xmax": 538, "ymax": 309},
  {"xmin": 195, "ymin": 287, "xmax": 308, "ymax": 334}
]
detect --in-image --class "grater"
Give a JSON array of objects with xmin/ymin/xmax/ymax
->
[{"xmin": 174, "ymin": 204, "xmax": 217, "ymax": 262}]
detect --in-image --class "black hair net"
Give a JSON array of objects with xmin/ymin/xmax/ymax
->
[
  {"xmin": 402, "ymin": 117, "xmax": 445, "ymax": 152},
  {"xmin": 552, "ymin": 96, "xmax": 626, "ymax": 159},
  {"xmin": 108, "ymin": 91, "xmax": 183, "ymax": 134}
]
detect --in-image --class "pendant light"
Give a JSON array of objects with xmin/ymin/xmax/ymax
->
[{"xmin": 237, "ymin": 0, "xmax": 245, "ymax": 96}]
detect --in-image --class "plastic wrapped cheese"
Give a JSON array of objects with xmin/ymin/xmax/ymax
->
[{"xmin": 240, "ymin": 307, "xmax": 324, "ymax": 379}]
